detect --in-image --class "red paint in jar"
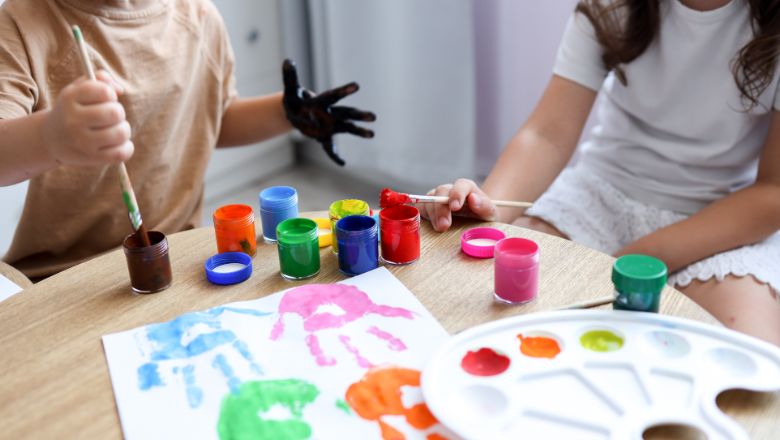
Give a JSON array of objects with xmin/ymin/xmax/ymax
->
[{"xmin": 379, "ymin": 205, "xmax": 420, "ymax": 265}]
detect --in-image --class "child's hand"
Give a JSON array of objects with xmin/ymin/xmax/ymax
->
[
  {"xmin": 420, "ymin": 179, "xmax": 498, "ymax": 232},
  {"xmin": 282, "ymin": 58, "xmax": 376, "ymax": 166},
  {"xmin": 42, "ymin": 70, "xmax": 133, "ymax": 167}
]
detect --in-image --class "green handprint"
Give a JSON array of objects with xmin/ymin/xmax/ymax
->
[{"xmin": 218, "ymin": 379, "xmax": 320, "ymax": 440}]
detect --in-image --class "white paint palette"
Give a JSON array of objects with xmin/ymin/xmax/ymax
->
[{"xmin": 421, "ymin": 310, "xmax": 780, "ymax": 440}]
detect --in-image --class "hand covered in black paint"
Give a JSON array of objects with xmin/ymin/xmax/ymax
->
[{"xmin": 282, "ymin": 59, "xmax": 376, "ymax": 166}]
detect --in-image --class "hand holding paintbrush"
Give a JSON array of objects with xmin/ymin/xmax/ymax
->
[
  {"xmin": 380, "ymin": 188, "xmax": 533, "ymax": 209},
  {"xmin": 381, "ymin": 186, "xmax": 533, "ymax": 231},
  {"xmin": 71, "ymin": 25, "xmax": 151, "ymax": 247}
]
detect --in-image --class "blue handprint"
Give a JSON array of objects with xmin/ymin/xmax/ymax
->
[{"xmin": 137, "ymin": 306, "xmax": 271, "ymax": 408}]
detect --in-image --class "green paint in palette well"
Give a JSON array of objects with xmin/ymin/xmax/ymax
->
[
  {"xmin": 580, "ymin": 330, "xmax": 624, "ymax": 352},
  {"xmin": 218, "ymin": 379, "xmax": 319, "ymax": 440}
]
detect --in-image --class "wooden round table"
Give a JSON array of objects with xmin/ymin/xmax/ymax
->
[
  {"xmin": 0, "ymin": 212, "xmax": 776, "ymax": 438},
  {"xmin": 0, "ymin": 260, "xmax": 32, "ymax": 289}
]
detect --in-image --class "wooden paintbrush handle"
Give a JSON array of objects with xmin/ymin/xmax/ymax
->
[
  {"xmin": 492, "ymin": 200, "xmax": 534, "ymax": 208},
  {"xmin": 410, "ymin": 194, "xmax": 533, "ymax": 208},
  {"xmin": 557, "ymin": 295, "xmax": 617, "ymax": 310},
  {"xmin": 73, "ymin": 25, "xmax": 150, "ymax": 247}
]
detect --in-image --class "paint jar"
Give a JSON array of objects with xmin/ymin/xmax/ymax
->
[
  {"xmin": 123, "ymin": 230, "xmax": 172, "ymax": 294},
  {"xmin": 612, "ymin": 254, "xmax": 667, "ymax": 313},
  {"xmin": 312, "ymin": 217, "xmax": 332, "ymax": 248},
  {"xmin": 494, "ymin": 238, "xmax": 539, "ymax": 304},
  {"xmin": 259, "ymin": 186, "xmax": 299, "ymax": 242},
  {"xmin": 461, "ymin": 227, "xmax": 506, "ymax": 259},
  {"xmin": 336, "ymin": 215, "xmax": 379, "ymax": 276},
  {"xmin": 329, "ymin": 199, "xmax": 370, "ymax": 254},
  {"xmin": 213, "ymin": 204, "xmax": 257, "ymax": 256},
  {"xmin": 379, "ymin": 205, "xmax": 420, "ymax": 265},
  {"xmin": 276, "ymin": 218, "xmax": 320, "ymax": 280}
]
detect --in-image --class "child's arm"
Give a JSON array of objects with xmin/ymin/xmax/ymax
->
[
  {"xmin": 616, "ymin": 111, "xmax": 780, "ymax": 272},
  {"xmin": 216, "ymin": 60, "xmax": 375, "ymax": 166},
  {"xmin": 421, "ymin": 75, "xmax": 598, "ymax": 231},
  {"xmin": 0, "ymin": 72, "xmax": 131, "ymax": 187},
  {"xmin": 0, "ymin": 111, "xmax": 55, "ymax": 186},
  {"xmin": 216, "ymin": 92, "xmax": 291, "ymax": 148}
]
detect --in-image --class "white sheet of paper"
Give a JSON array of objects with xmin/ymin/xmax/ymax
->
[
  {"xmin": 0, "ymin": 273, "xmax": 22, "ymax": 303},
  {"xmin": 102, "ymin": 267, "xmax": 451, "ymax": 439}
]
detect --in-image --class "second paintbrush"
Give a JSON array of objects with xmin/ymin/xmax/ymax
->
[{"xmin": 380, "ymin": 187, "xmax": 533, "ymax": 209}]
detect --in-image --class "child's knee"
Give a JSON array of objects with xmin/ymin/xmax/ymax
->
[{"xmin": 679, "ymin": 276, "xmax": 780, "ymax": 346}]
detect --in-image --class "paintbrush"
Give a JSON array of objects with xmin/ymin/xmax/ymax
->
[
  {"xmin": 557, "ymin": 295, "xmax": 617, "ymax": 310},
  {"xmin": 71, "ymin": 25, "xmax": 151, "ymax": 248},
  {"xmin": 379, "ymin": 188, "xmax": 533, "ymax": 209}
]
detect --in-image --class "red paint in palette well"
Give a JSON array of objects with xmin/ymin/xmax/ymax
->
[{"xmin": 460, "ymin": 348, "xmax": 511, "ymax": 376}]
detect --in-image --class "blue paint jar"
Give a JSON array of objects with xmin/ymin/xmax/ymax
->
[
  {"xmin": 336, "ymin": 215, "xmax": 379, "ymax": 276},
  {"xmin": 259, "ymin": 186, "xmax": 299, "ymax": 242}
]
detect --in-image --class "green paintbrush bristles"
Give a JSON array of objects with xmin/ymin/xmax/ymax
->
[{"xmin": 72, "ymin": 25, "xmax": 83, "ymax": 41}]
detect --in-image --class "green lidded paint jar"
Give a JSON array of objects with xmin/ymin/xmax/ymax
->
[
  {"xmin": 329, "ymin": 199, "xmax": 370, "ymax": 254},
  {"xmin": 276, "ymin": 218, "xmax": 320, "ymax": 280},
  {"xmin": 612, "ymin": 254, "xmax": 668, "ymax": 313}
]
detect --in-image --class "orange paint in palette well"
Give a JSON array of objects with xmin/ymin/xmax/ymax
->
[
  {"xmin": 345, "ymin": 366, "xmax": 442, "ymax": 440},
  {"xmin": 517, "ymin": 334, "xmax": 562, "ymax": 359}
]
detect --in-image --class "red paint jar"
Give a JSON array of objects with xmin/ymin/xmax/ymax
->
[{"xmin": 379, "ymin": 205, "xmax": 420, "ymax": 265}]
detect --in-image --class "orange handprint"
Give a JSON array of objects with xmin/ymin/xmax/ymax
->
[{"xmin": 346, "ymin": 366, "xmax": 447, "ymax": 440}]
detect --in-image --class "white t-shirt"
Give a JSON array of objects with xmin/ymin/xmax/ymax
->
[{"xmin": 554, "ymin": 0, "xmax": 780, "ymax": 214}]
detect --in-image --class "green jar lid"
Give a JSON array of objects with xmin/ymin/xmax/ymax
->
[{"xmin": 612, "ymin": 254, "xmax": 668, "ymax": 294}]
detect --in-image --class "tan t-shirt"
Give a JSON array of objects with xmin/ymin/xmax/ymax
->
[{"xmin": 0, "ymin": 0, "xmax": 237, "ymax": 278}]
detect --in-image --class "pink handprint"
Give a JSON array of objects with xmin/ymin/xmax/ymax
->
[{"xmin": 270, "ymin": 283, "xmax": 414, "ymax": 367}]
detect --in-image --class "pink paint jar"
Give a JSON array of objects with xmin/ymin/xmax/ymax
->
[{"xmin": 494, "ymin": 238, "xmax": 539, "ymax": 304}]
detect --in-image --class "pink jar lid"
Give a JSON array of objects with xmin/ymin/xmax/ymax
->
[{"xmin": 460, "ymin": 227, "xmax": 507, "ymax": 259}]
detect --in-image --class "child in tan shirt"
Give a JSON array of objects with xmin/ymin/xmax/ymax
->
[{"xmin": 0, "ymin": 0, "xmax": 375, "ymax": 279}]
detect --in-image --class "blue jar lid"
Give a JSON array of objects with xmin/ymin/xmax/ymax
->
[
  {"xmin": 259, "ymin": 186, "xmax": 298, "ymax": 211},
  {"xmin": 204, "ymin": 252, "xmax": 253, "ymax": 285}
]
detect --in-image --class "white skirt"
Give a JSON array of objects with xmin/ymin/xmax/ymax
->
[{"xmin": 525, "ymin": 166, "xmax": 780, "ymax": 293}]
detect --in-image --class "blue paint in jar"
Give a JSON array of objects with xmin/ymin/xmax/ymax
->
[
  {"xmin": 259, "ymin": 186, "xmax": 299, "ymax": 242},
  {"xmin": 336, "ymin": 215, "xmax": 379, "ymax": 276}
]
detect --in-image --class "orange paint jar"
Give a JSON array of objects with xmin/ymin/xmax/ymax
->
[{"xmin": 213, "ymin": 204, "xmax": 257, "ymax": 256}]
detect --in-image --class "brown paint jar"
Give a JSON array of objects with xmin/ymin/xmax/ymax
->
[{"xmin": 123, "ymin": 230, "xmax": 173, "ymax": 294}]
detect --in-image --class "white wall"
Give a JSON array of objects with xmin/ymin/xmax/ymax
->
[
  {"xmin": 304, "ymin": 0, "xmax": 476, "ymax": 193},
  {"xmin": 204, "ymin": 0, "xmax": 294, "ymax": 201},
  {"xmin": 0, "ymin": 183, "xmax": 26, "ymax": 256},
  {"xmin": 301, "ymin": 1, "xmax": 581, "ymax": 189},
  {"xmin": 474, "ymin": 0, "xmax": 579, "ymax": 177}
]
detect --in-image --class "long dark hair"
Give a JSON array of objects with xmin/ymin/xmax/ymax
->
[{"xmin": 576, "ymin": 0, "xmax": 780, "ymax": 109}]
